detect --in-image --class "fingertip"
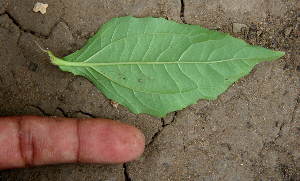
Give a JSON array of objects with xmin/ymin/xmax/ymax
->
[
  {"xmin": 118, "ymin": 123, "xmax": 145, "ymax": 163},
  {"xmin": 78, "ymin": 118, "xmax": 145, "ymax": 164}
]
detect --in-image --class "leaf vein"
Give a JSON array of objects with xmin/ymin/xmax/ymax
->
[
  {"xmin": 79, "ymin": 21, "xmax": 115, "ymax": 62},
  {"xmin": 178, "ymin": 63, "xmax": 199, "ymax": 89}
]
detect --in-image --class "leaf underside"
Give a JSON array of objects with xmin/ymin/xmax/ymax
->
[{"xmin": 47, "ymin": 16, "xmax": 285, "ymax": 117}]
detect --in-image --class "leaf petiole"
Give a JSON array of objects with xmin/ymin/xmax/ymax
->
[{"xmin": 35, "ymin": 41, "xmax": 79, "ymax": 66}]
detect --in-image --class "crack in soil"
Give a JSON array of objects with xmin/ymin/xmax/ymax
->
[
  {"xmin": 4, "ymin": 11, "xmax": 48, "ymax": 39},
  {"xmin": 4, "ymin": 12, "xmax": 20, "ymax": 29},
  {"xmin": 54, "ymin": 107, "xmax": 68, "ymax": 117},
  {"xmin": 76, "ymin": 110, "xmax": 96, "ymax": 118},
  {"xmin": 54, "ymin": 107, "xmax": 96, "ymax": 118},
  {"xmin": 274, "ymin": 93, "xmax": 300, "ymax": 140},
  {"xmin": 180, "ymin": 0, "xmax": 186, "ymax": 23},
  {"xmin": 3, "ymin": 4, "xmax": 70, "ymax": 40},
  {"xmin": 146, "ymin": 111, "xmax": 178, "ymax": 146},
  {"xmin": 123, "ymin": 163, "xmax": 131, "ymax": 181},
  {"xmin": 24, "ymin": 105, "xmax": 51, "ymax": 116}
]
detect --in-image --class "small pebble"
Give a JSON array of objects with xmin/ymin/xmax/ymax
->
[
  {"xmin": 232, "ymin": 23, "xmax": 248, "ymax": 33},
  {"xmin": 33, "ymin": 2, "xmax": 48, "ymax": 14}
]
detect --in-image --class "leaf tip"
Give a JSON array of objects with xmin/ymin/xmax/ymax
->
[
  {"xmin": 279, "ymin": 50, "xmax": 286, "ymax": 57},
  {"xmin": 272, "ymin": 49, "xmax": 285, "ymax": 60}
]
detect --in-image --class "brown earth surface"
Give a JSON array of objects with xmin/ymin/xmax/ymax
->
[{"xmin": 0, "ymin": 0, "xmax": 300, "ymax": 180}]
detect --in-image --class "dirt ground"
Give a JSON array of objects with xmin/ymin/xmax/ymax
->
[{"xmin": 0, "ymin": 0, "xmax": 299, "ymax": 180}]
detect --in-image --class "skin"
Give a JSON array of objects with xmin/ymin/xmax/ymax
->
[{"xmin": 0, "ymin": 115, "xmax": 145, "ymax": 170}]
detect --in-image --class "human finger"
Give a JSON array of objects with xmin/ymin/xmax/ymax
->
[{"xmin": 0, "ymin": 115, "xmax": 145, "ymax": 170}]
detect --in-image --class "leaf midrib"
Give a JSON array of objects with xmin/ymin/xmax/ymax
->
[{"xmin": 53, "ymin": 56, "xmax": 275, "ymax": 67}]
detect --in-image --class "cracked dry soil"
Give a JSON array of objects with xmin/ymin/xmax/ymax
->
[{"xmin": 0, "ymin": 0, "xmax": 300, "ymax": 180}]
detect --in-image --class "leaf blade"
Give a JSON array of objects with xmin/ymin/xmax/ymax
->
[{"xmin": 48, "ymin": 16, "xmax": 285, "ymax": 117}]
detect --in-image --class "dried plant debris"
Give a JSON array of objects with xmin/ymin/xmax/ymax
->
[
  {"xmin": 110, "ymin": 100, "xmax": 119, "ymax": 110},
  {"xmin": 33, "ymin": 2, "xmax": 48, "ymax": 14}
]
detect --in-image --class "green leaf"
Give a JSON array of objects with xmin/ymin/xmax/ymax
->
[{"xmin": 43, "ymin": 16, "xmax": 285, "ymax": 117}]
